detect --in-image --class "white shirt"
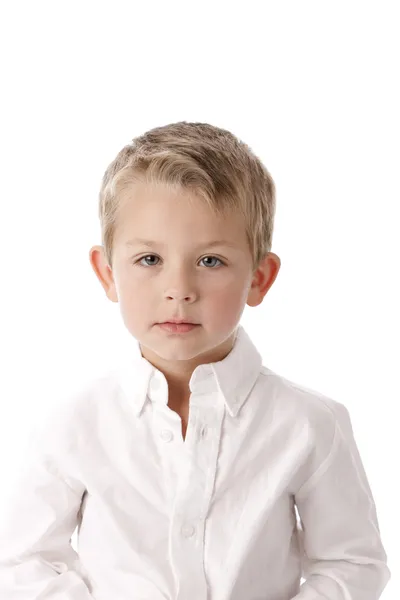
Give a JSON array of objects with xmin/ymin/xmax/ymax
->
[{"xmin": 0, "ymin": 325, "xmax": 391, "ymax": 600}]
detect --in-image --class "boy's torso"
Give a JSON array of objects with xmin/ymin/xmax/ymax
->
[{"xmin": 37, "ymin": 363, "xmax": 342, "ymax": 600}]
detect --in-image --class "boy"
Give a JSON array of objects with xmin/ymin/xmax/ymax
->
[{"xmin": 0, "ymin": 122, "xmax": 391, "ymax": 599}]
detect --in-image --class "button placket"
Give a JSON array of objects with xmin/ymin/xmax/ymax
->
[{"xmin": 169, "ymin": 393, "xmax": 223, "ymax": 600}]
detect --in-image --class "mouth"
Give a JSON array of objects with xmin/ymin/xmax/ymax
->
[
  {"xmin": 157, "ymin": 322, "xmax": 200, "ymax": 334},
  {"xmin": 160, "ymin": 321, "xmax": 197, "ymax": 325}
]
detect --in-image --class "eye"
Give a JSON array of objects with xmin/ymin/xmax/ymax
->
[
  {"xmin": 135, "ymin": 254, "xmax": 160, "ymax": 267},
  {"xmin": 134, "ymin": 254, "xmax": 225, "ymax": 268},
  {"xmin": 200, "ymin": 256, "xmax": 224, "ymax": 268}
]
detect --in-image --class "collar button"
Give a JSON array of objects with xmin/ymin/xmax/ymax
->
[{"xmin": 160, "ymin": 429, "xmax": 174, "ymax": 442}]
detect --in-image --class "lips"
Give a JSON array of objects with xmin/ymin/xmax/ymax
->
[
  {"xmin": 162, "ymin": 321, "xmax": 195, "ymax": 325},
  {"xmin": 157, "ymin": 322, "xmax": 199, "ymax": 333},
  {"xmin": 160, "ymin": 320, "xmax": 197, "ymax": 325}
]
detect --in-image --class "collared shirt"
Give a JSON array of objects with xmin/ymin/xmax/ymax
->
[{"xmin": 0, "ymin": 325, "xmax": 391, "ymax": 600}]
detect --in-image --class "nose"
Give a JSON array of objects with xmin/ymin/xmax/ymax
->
[{"xmin": 162, "ymin": 263, "xmax": 198, "ymax": 302}]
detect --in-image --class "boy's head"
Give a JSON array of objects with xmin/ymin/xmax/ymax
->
[{"xmin": 89, "ymin": 122, "xmax": 280, "ymax": 379}]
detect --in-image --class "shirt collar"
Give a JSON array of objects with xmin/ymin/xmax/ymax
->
[{"xmin": 114, "ymin": 324, "xmax": 263, "ymax": 418}]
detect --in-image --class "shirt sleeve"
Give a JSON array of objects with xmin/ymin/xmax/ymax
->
[
  {"xmin": 291, "ymin": 402, "xmax": 391, "ymax": 600},
  {"xmin": 0, "ymin": 402, "xmax": 95, "ymax": 599}
]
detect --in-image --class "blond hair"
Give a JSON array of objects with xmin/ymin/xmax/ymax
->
[{"xmin": 98, "ymin": 121, "xmax": 276, "ymax": 274}]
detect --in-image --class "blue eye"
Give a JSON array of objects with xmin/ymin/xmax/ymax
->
[
  {"xmin": 134, "ymin": 254, "xmax": 224, "ymax": 268},
  {"xmin": 201, "ymin": 256, "xmax": 223, "ymax": 268},
  {"xmin": 136, "ymin": 255, "xmax": 159, "ymax": 267}
]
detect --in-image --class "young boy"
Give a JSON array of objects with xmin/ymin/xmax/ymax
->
[{"xmin": 0, "ymin": 122, "xmax": 391, "ymax": 599}]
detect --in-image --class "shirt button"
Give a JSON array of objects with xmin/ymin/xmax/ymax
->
[
  {"xmin": 181, "ymin": 524, "xmax": 195, "ymax": 538},
  {"xmin": 160, "ymin": 429, "xmax": 174, "ymax": 442},
  {"xmin": 201, "ymin": 425, "xmax": 208, "ymax": 439}
]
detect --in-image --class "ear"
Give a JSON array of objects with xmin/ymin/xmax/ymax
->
[
  {"xmin": 88, "ymin": 245, "xmax": 119, "ymax": 303},
  {"xmin": 247, "ymin": 252, "xmax": 281, "ymax": 307}
]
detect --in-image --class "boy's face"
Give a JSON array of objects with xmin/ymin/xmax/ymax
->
[{"xmin": 90, "ymin": 181, "xmax": 280, "ymax": 384}]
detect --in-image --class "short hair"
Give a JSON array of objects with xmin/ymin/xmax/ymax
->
[{"xmin": 98, "ymin": 121, "xmax": 277, "ymax": 273}]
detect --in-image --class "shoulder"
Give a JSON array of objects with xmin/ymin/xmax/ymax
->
[
  {"xmin": 30, "ymin": 368, "xmax": 121, "ymax": 451},
  {"xmin": 259, "ymin": 364, "xmax": 350, "ymax": 442},
  {"xmin": 258, "ymin": 367, "xmax": 354, "ymax": 494}
]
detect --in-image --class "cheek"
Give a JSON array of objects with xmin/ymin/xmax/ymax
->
[
  {"xmin": 116, "ymin": 277, "xmax": 149, "ymax": 314},
  {"xmin": 206, "ymin": 279, "xmax": 248, "ymax": 320}
]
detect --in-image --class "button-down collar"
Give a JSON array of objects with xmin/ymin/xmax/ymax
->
[{"xmin": 115, "ymin": 325, "xmax": 263, "ymax": 418}]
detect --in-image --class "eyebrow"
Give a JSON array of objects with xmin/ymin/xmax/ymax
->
[{"xmin": 125, "ymin": 238, "xmax": 238, "ymax": 250}]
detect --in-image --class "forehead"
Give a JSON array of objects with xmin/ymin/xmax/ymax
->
[{"xmin": 115, "ymin": 181, "xmax": 247, "ymax": 246}]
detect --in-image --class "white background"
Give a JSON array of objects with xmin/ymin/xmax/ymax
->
[{"xmin": 0, "ymin": 1, "xmax": 398, "ymax": 598}]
